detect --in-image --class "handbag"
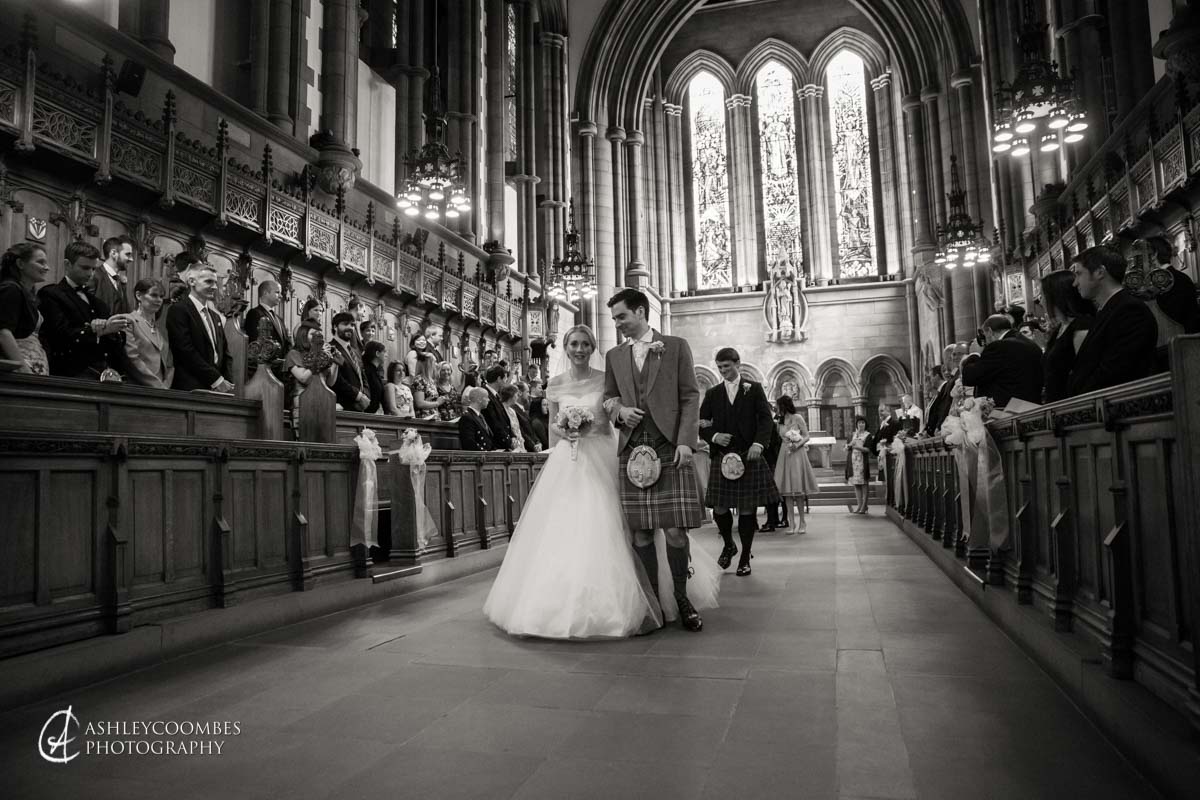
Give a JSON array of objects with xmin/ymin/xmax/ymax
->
[{"xmin": 626, "ymin": 444, "xmax": 662, "ymax": 488}]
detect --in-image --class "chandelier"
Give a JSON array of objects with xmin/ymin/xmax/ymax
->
[
  {"xmin": 935, "ymin": 156, "xmax": 993, "ymax": 269},
  {"xmin": 991, "ymin": 0, "xmax": 1088, "ymax": 158},
  {"xmin": 546, "ymin": 200, "xmax": 597, "ymax": 303},
  {"xmin": 396, "ymin": 12, "xmax": 469, "ymax": 222}
]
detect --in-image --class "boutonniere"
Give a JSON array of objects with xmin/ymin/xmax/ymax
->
[
  {"xmin": 647, "ymin": 341, "xmax": 666, "ymax": 355},
  {"xmin": 741, "ymin": 382, "xmax": 750, "ymax": 394}
]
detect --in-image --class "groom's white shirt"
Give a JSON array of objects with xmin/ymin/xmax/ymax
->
[{"xmin": 630, "ymin": 328, "xmax": 655, "ymax": 372}]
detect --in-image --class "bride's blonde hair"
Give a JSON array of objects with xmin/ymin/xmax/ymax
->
[{"xmin": 561, "ymin": 324, "xmax": 597, "ymax": 352}]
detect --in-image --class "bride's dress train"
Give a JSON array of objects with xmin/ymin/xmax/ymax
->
[{"xmin": 482, "ymin": 370, "xmax": 719, "ymax": 639}]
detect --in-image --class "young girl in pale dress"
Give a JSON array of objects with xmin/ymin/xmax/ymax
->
[{"xmin": 773, "ymin": 396, "xmax": 820, "ymax": 534}]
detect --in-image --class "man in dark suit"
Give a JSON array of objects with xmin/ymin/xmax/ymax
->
[
  {"xmin": 458, "ymin": 388, "xmax": 498, "ymax": 451},
  {"xmin": 512, "ymin": 381, "xmax": 540, "ymax": 452},
  {"xmin": 166, "ymin": 262, "xmax": 234, "ymax": 392},
  {"xmin": 760, "ymin": 413, "xmax": 785, "ymax": 532},
  {"xmin": 481, "ymin": 364, "xmax": 515, "ymax": 451},
  {"xmin": 961, "ymin": 313, "xmax": 1043, "ymax": 407},
  {"xmin": 1067, "ymin": 245, "xmax": 1160, "ymax": 397},
  {"xmin": 243, "ymin": 279, "xmax": 290, "ymax": 375},
  {"xmin": 92, "ymin": 235, "xmax": 134, "ymax": 316},
  {"xmin": 699, "ymin": 348, "xmax": 781, "ymax": 576},
  {"xmin": 329, "ymin": 311, "xmax": 370, "ymax": 411},
  {"xmin": 38, "ymin": 241, "xmax": 129, "ymax": 378}
]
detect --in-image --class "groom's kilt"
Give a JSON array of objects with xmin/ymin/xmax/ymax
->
[{"xmin": 705, "ymin": 453, "xmax": 780, "ymax": 510}]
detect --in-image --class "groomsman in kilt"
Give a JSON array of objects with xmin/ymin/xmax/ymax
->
[
  {"xmin": 699, "ymin": 348, "xmax": 781, "ymax": 576},
  {"xmin": 604, "ymin": 289, "xmax": 706, "ymax": 632}
]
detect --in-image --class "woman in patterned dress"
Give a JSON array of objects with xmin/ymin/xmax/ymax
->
[
  {"xmin": 845, "ymin": 415, "xmax": 872, "ymax": 514},
  {"xmin": 773, "ymin": 395, "xmax": 820, "ymax": 534},
  {"xmin": 0, "ymin": 243, "xmax": 51, "ymax": 375}
]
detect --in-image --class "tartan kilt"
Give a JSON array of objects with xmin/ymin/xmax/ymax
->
[
  {"xmin": 618, "ymin": 452, "xmax": 705, "ymax": 531},
  {"xmin": 705, "ymin": 454, "xmax": 781, "ymax": 510}
]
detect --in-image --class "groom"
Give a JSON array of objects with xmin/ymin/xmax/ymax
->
[{"xmin": 603, "ymin": 288, "xmax": 705, "ymax": 632}]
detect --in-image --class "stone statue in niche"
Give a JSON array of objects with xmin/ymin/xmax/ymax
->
[
  {"xmin": 912, "ymin": 261, "xmax": 944, "ymax": 313},
  {"xmin": 764, "ymin": 257, "xmax": 808, "ymax": 343}
]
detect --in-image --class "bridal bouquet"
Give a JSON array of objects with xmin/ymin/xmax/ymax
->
[
  {"xmin": 555, "ymin": 406, "xmax": 595, "ymax": 460},
  {"xmin": 784, "ymin": 428, "xmax": 805, "ymax": 452}
]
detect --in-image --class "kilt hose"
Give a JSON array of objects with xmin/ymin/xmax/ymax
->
[
  {"xmin": 618, "ymin": 428, "xmax": 704, "ymax": 531},
  {"xmin": 705, "ymin": 452, "xmax": 781, "ymax": 511}
]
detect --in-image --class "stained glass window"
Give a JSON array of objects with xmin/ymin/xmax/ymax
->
[
  {"xmin": 755, "ymin": 61, "xmax": 803, "ymax": 271},
  {"xmin": 688, "ymin": 71, "xmax": 732, "ymax": 289},
  {"xmin": 504, "ymin": 4, "xmax": 518, "ymax": 162},
  {"xmin": 826, "ymin": 50, "xmax": 876, "ymax": 279}
]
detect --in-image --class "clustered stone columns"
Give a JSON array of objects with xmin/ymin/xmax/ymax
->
[
  {"xmin": 444, "ymin": 0, "xmax": 481, "ymax": 240},
  {"xmin": 515, "ymin": 0, "xmax": 539, "ymax": 277},
  {"xmin": 725, "ymin": 93, "xmax": 759, "ymax": 287},
  {"xmin": 624, "ymin": 130, "xmax": 650, "ymax": 288},
  {"xmin": 951, "ymin": 68, "xmax": 991, "ymax": 333},
  {"xmin": 663, "ymin": 102, "xmax": 688, "ymax": 297},
  {"xmin": 538, "ymin": 32, "xmax": 570, "ymax": 263},
  {"xmin": 800, "ymin": 84, "xmax": 834, "ymax": 283},
  {"xmin": 134, "ymin": 0, "xmax": 175, "ymax": 63},
  {"xmin": 483, "ymin": 0, "xmax": 507, "ymax": 248},
  {"xmin": 607, "ymin": 125, "xmax": 628, "ymax": 288},
  {"xmin": 313, "ymin": 0, "xmax": 364, "ymax": 194},
  {"xmin": 266, "ymin": 0, "xmax": 294, "ymax": 132},
  {"xmin": 871, "ymin": 72, "xmax": 903, "ymax": 276},
  {"xmin": 576, "ymin": 121, "xmax": 601, "ymax": 335},
  {"xmin": 648, "ymin": 96, "xmax": 672, "ymax": 298}
]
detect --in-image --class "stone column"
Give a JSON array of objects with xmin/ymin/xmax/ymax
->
[
  {"xmin": 806, "ymin": 398, "xmax": 823, "ymax": 436},
  {"xmin": 483, "ymin": 0, "xmax": 507, "ymax": 246},
  {"xmin": 906, "ymin": 280, "xmax": 923, "ymax": 407},
  {"xmin": 921, "ymin": 87, "xmax": 945, "ymax": 225},
  {"xmin": 651, "ymin": 97, "xmax": 671, "ymax": 296},
  {"xmin": 952, "ymin": 69, "xmax": 988, "ymax": 336},
  {"xmin": 267, "ymin": 0, "xmax": 293, "ymax": 131},
  {"xmin": 901, "ymin": 94, "xmax": 935, "ymax": 250},
  {"xmin": 518, "ymin": 0, "xmax": 538, "ymax": 272},
  {"xmin": 625, "ymin": 130, "xmax": 650, "ymax": 288},
  {"xmin": 800, "ymin": 84, "xmax": 832, "ymax": 283},
  {"xmin": 664, "ymin": 103, "xmax": 688, "ymax": 296},
  {"xmin": 249, "ymin": 0, "xmax": 270, "ymax": 117},
  {"xmin": 139, "ymin": 0, "xmax": 175, "ymax": 63},
  {"xmin": 1107, "ymin": 1, "xmax": 1155, "ymax": 122},
  {"xmin": 725, "ymin": 93, "xmax": 758, "ymax": 287},
  {"xmin": 607, "ymin": 126, "xmax": 628, "ymax": 285},
  {"xmin": 871, "ymin": 72, "xmax": 902, "ymax": 276},
  {"xmin": 314, "ymin": 0, "xmax": 364, "ymax": 194},
  {"xmin": 577, "ymin": 122, "xmax": 599, "ymax": 332},
  {"xmin": 852, "ymin": 395, "xmax": 867, "ymax": 420},
  {"xmin": 540, "ymin": 33, "xmax": 568, "ymax": 255}
]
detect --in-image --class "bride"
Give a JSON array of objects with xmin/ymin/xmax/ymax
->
[{"xmin": 483, "ymin": 324, "xmax": 719, "ymax": 639}]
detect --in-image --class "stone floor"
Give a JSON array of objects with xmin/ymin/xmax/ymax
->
[{"xmin": 2, "ymin": 509, "xmax": 1160, "ymax": 799}]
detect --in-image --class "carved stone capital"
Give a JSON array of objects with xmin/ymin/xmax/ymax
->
[
  {"xmin": 309, "ymin": 131, "xmax": 362, "ymax": 195},
  {"xmin": 605, "ymin": 125, "xmax": 626, "ymax": 143}
]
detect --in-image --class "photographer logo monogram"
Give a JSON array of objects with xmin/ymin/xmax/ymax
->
[{"xmin": 38, "ymin": 706, "xmax": 241, "ymax": 762}]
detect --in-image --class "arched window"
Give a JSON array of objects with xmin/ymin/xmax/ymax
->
[
  {"xmin": 826, "ymin": 50, "xmax": 876, "ymax": 279},
  {"xmin": 755, "ymin": 61, "xmax": 803, "ymax": 271},
  {"xmin": 688, "ymin": 71, "xmax": 733, "ymax": 290}
]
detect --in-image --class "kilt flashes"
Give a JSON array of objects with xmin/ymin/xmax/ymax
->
[
  {"xmin": 705, "ymin": 452, "xmax": 780, "ymax": 510},
  {"xmin": 619, "ymin": 424, "xmax": 704, "ymax": 531}
]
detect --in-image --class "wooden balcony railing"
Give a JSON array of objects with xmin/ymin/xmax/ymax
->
[{"xmin": 886, "ymin": 335, "xmax": 1200, "ymax": 734}]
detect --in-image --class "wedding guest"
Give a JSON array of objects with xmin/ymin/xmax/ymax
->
[
  {"xmin": 1005, "ymin": 304, "xmax": 1026, "ymax": 328},
  {"xmin": 458, "ymin": 387, "xmax": 497, "ymax": 451},
  {"xmin": 285, "ymin": 328, "xmax": 338, "ymax": 421},
  {"xmin": 500, "ymin": 384, "xmax": 527, "ymax": 452},
  {"xmin": 38, "ymin": 241, "xmax": 129, "ymax": 379},
  {"xmin": 960, "ymin": 313, "xmax": 1043, "ymax": 407},
  {"xmin": 528, "ymin": 396, "xmax": 549, "ymax": 451},
  {"xmin": 760, "ymin": 409, "xmax": 785, "ymax": 533},
  {"xmin": 383, "ymin": 362, "xmax": 415, "ymax": 418},
  {"xmin": 433, "ymin": 361, "xmax": 463, "ymax": 421},
  {"xmin": 244, "ymin": 280, "xmax": 290, "ymax": 378},
  {"xmin": 123, "ymin": 279, "xmax": 174, "ymax": 389},
  {"xmin": 329, "ymin": 312, "xmax": 369, "ymax": 411},
  {"xmin": 411, "ymin": 347, "xmax": 448, "ymax": 420},
  {"xmin": 347, "ymin": 296, "xmax": 370, "ymax": 351},
  {"xmin": 924, "ymin": 344, "xmax": 967, "ymax": 436},
  {"xmin": 167, "ymin": 262, "xmax": 233, "ymax": 392},
  {"xmin": 94, "ymin": 235, "xmax": 134, "ymax": 315},
  {"xmin": 1067, "ymin": 245, "xmax": 1159, "ymax": 397},
  {"xmin": 359, "ymin": 320, "xmax": 376, "ymax": 345},
  {"xmin": 459, "ymin": 362, "xmax": 481, "ymax": 401},
  {"xmin": 774, "ymin": 395, "xmax": 819, "ymax": 534},
  {"xmin": 845, "ymin": 415, "xmax": 872, "ymax": 514},
  {"xmin": 1040, "ymin": 270, "xmax": 1094, "ymax": 403},
  {"xmin": 0, "ymin": 243, "xmax": 50, "ymax": 375},
  {"xmin": 897, "ymin": 393, "xmax": 922, "ymax": 432},
  {"xmin": 869, "ymin": 401, "xmax": 903, "ymax": 480},
  {"xmin": 405, "ymin": 331, "xmax": 438, "ymax": 386},
  {"xmin": 482, "ymin": 364, "xmax": 515, "ymax": 450},
  {"xmin": 293, "ymin": 298, "xmax": 324, "ymax": 351},
  {"xmin": 512, "ymin": 381, "xmax": 539, "ymax": 452},
  {"xmin": 362, "ymin": 340, "xmax": 387, "ymax": 414}
]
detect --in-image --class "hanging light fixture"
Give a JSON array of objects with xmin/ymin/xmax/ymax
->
[
  {"xmin": 546, "ymin": 200, "xmax": 597, "ymax": 303},
  {"xmin": 990, "ymin": 0, "xmax": 1088, "ymax": 159},
  {"xmin": 935, "ymin": 155, "xmax": 994, "ymax": 270},
  {"xmin": 395, "ymin": 9, "xmax": 470, "ymax": 223}
]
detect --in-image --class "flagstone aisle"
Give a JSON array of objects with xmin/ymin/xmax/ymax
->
[{"xmin": 1, "ymin": 509, "xmax": 1159, "ymax": 799}]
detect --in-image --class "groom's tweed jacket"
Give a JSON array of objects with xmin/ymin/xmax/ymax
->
[{"xmin": 604, "ymin": 331, "xmax": 701, "ymax": 453}]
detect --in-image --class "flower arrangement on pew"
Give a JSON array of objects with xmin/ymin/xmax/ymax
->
[
  {"xmin": 392, "ymin": 429, "xmax": 437, "ymax": 550},
  {"xmin": 395, "ymin": 428, "xmax": 432, "ymax": 465},
  {"xmin": 351, "ymin": 428, "xmax": 384, "ymax": 552}
]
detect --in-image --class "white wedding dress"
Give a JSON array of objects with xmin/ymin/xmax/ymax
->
[{"xmin": 483, "ymin": 369, "xmax": 720, "ymax": 639}]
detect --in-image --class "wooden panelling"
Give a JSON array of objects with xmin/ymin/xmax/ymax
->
[{"xmin": 0, "ymin": 472, "xmax": 37, "ymax": 606}]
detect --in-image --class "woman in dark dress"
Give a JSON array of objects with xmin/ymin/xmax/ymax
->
[
  {"xmin": 1040, "ymin": 271, "xmax": 1093, "ymax": 403},
  {"xmin": 0, "ymin": 243, "xmax": 50, "ymax": 375}
]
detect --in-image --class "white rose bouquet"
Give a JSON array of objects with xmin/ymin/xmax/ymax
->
[{"xmin": 555, "ymin": 406, "xmax": 595, "ymax": 460}]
